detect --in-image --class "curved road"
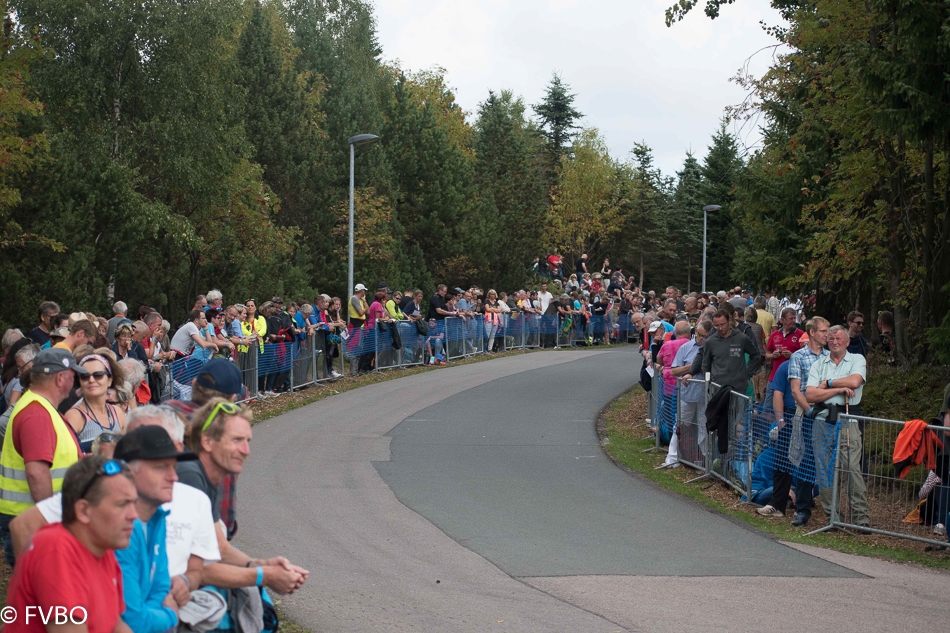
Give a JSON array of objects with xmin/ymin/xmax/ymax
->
[{"xmin": 236, "ymin": 348, "xmax": 949, "ymax": 632}]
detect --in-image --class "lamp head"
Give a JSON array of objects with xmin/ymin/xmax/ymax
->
[
  {"xmin": 703, "ymin": 205, "xmax": 722, "ymax": 212},
  {"xmin": 348, "ymin": 134, "xmax": 379, "ymax": 146}
]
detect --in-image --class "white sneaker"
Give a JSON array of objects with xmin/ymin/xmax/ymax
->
[
  {"xmin": 331, "ymin": 371, "xmax": 342, "ymax": 378},
  {"xmin": 934, "ymin": 523, "xmax": 946, "ymax": 537},
  {"xmin": 756, "ymin": 505, "xmax": 784, "ymax": 517}
]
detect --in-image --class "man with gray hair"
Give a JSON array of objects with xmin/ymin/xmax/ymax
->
[
  {"xmin": 206, "ymin": 289, "xmax": 224, "ymax": 310},
  {"xmin": 806, "ymin": 324, "xmax": 870, "ymax": 527},
  {"xmin": 107, "ymin": 301, "xmax": 130, "ymax": 345}
]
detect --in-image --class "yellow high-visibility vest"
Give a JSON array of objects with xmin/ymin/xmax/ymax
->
[{"xmin": 0, "ymin": 390, "xmax": 81, "ymax": 516}]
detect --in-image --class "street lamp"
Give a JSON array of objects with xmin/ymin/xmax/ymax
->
[
  {"xmin": 702, "ymin": 205, "xmax": 721, "ymax": 294},
  {"xmin": 348, "ymin": 134, "xmax": 379, "ymax": 297}
]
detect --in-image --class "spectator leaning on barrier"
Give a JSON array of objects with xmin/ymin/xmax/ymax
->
[
  {"xmin": 4, "ymin": 455, "xmax": 136, "ymax": 633},
  {"xmin": 171, "ymin": 310, "xmax": 219, "ymax": 360},
  {"xmin": 684, "ymin": 309, "xmax": 761, "ymax": 395},
  {"xmin": 773, "ymin": 316, "xmax": 830, "ymax": 527},
  {"xmin": 0, "ymin": 348, "xmax": 86, "ymax": 565},
  {"xmin": 805, "ymin": 324, "xmax": 870, "ymax": 528}
]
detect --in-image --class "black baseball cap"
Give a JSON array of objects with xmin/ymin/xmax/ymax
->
[{"xmin": 114, "ymin": 426, "xmax": 197, "ymax": 462}]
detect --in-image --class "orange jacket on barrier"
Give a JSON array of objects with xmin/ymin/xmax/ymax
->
[{"xmin": 893, "ymin": 419, "xmax": 943, "ymax": 479}]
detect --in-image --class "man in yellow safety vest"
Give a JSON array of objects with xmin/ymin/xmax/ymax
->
[{"xmin": 0, "ymin": 347, "xmax": 86, "ymax": 565}]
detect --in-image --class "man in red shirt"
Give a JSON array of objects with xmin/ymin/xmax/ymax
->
[
  {"xmin": 5, "ymin": 456, "xmax": 137, "ymax": 633},
  {"xmin": 766, "ymin": 307, "xmax": 804, "ymax": 381},
  {"xmin": 546, "ymin": 252, "xmax": 563, "ymax": 280},
  {"xmin": 0, "ymin": 348, "xmax": 85, "ymax": 565}
]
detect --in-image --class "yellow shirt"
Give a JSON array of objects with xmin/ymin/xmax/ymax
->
[
  {"xmin": 53, "ymin": 341, "xmax": 72, "ymax": 351},
  {"xmin": 756, "ymin": 309, "xmax": 776, "ymax": 335}
]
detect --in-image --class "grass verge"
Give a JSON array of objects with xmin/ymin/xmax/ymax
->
[{"xmin": 599, "ymin": 387, "xmax": 950, "ymax": 571}]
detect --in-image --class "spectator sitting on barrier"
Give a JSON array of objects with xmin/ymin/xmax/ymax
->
[
  {"xmin": 806, "ymin": 324, "xmax": 870, "ymax": 528},
  {"xmin": 425, "ymin": 320, "xmax": 446, "ymax": 365},
  {"xmin": 64, "ymin": 352, "xmax": 127, "ymax": 454},
  {"xmin": 4, "ymin": 455, "xmax": 136, "ymax": 633},
  {"xmin": 171, "ymin": 310, "xmax": 220, "ymax": 360}
]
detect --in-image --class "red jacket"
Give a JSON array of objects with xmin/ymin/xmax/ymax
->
[{"xmin": 893, "ymin": 419, "xmax": 943, "ymax": 479}]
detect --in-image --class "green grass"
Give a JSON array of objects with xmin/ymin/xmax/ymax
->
[
  {"xmin": 862, "ymin": 358, "xmax": 950, "ymax": 422},
  {"xmin": 601, "ymin": 388, "xmax": 950, "ymax": 570}
]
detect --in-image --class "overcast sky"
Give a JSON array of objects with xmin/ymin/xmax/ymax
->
[{"xmin": 373, "ymin": 0, "xmax": 785, "ymax": 176}]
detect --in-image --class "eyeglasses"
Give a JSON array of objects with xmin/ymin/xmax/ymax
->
[
  {"xmin": 98, "ymin": 433, "xmax": 123, "ymax": 444},
  {"xmin": 853, "ymin": 321, "xmax": 864, "ymax": 326},
  {"xmin": 80, "ymin": 371, "xmax": 111, "ymax": 382},
  {"xmin": 201, "ymin": 401, "xmax": 241, "ymax": 433},
  {"xmin": 79, "ymin": 459, "xmax": 127, "ymax": 499}
]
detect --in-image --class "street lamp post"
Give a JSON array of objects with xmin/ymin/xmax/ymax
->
[
  {"xmin": 348, "ymin": 134, "xmax": 379, "ymax": 297},
  {"xmin": 702, "ymin": 205, "xmax": 721, "ymax": 294}
]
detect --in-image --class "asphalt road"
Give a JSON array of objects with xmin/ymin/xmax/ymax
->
[{"xmin": 235, "ymin": 347, "xmax": 950, "ymax": 632}]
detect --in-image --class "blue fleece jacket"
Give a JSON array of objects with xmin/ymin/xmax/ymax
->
[{"xmin": 114, "ymin": 507, "xmax": 178, "ymax": 633}]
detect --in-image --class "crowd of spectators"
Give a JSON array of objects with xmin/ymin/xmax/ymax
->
[{"xmin": 0, "ymin": 266, "xmax": 933, "ymax": 631}]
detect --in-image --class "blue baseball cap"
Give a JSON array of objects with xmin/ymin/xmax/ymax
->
[{"xmin": 194, "ymin": 359, "xmax": 243, "ymax": 396}]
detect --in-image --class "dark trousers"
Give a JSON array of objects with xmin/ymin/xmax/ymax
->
[
  {"xmin": 771, "ymin": 409, "xmax": 814, "ymax": 517},
  {"xmin": 0, "ymin": 512, "xmax": 16, "ymax": 566}
]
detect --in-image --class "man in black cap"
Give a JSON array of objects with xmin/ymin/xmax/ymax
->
[
  {"xmin": 0, "ymin": 348, "xmax": 87, "ymax": 565},
  {"xmin": 113, "ymin": 425, "xmax": 198, "ymax": 633}
]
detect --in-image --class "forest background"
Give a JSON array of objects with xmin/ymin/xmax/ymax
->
[{"xmin": 0, "ymin": 0, "xmax": 947, "ymax": 363}]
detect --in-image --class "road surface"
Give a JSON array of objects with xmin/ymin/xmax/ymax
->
[{"xmin": 236, "ymin": 347, "xmax": 949, "ymax": 631}]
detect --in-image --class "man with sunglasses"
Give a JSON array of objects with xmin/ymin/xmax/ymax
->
[
  {"xmin": 4, "ymin": 456, "xmax": 137, "ymax": 633},
  {"xmin": 182, "ymin": 399, "xmax": 307, "ymax": 595},
  {"xmin": 0, "ymin": 348, "xmax": 86, "ymax": 565}
]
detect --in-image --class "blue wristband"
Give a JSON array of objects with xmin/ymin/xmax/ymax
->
[
  {"xmin": 255, "ymin": 566, "xmax": 264, "ymax": 587},
  {"xmin": 829, "ymin": 379, "xmax": 834, "ymax": 388}
]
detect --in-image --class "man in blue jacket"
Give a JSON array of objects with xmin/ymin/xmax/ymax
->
[{"xmin": 114, "ymin": 424, "xmax": 200, "ymax": 633}]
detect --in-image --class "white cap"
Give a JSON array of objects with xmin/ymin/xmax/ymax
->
[
  {"xmin": 354, "ymin": 283, "xmax": 367, "ymax": 292},
  {"xmin": 648, "ymin": 321, "xmax": 662, "ymax": 333}
]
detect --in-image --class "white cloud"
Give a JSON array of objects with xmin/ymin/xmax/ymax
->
[{"xmin": 372, "ymin": 0, "xmax": 785, "ymax": 175}]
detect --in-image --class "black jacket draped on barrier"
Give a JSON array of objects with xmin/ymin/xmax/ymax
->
[{"xmin": 705, "ymin": 384, "xmax": 732, "ymax": 454}]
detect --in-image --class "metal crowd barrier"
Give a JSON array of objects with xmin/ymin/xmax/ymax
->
[{"xmin": 807, "ymin": 414, "xmax": 950, "ymax": 547}]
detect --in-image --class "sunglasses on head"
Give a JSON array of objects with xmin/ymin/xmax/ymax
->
[
  {"xmin": 80, "ymin": 370, "xmax": 111, "ymax": 382},
  {"xmin": 79, "ymin": 459, "xmax": 128, "ymax": 499},
  {"xmin": 201, "ymin": 401, "xmax": 241, "ymax": 433}
]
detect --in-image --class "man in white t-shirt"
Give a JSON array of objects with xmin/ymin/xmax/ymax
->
[
  {"xmin": 537, "ymin": 282, "xmax": 553, "ymax": 314},
  {"xmin": 170, "ymin": 310, "xmax": 219, "ymax": 359}
]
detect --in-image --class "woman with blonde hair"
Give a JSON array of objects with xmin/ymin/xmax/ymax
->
[
  {"xmin": 482, "ymin": 289, "xmax": 502, "ymax": 352},
  {"xmin": 64, "ymin": 349, "xmax": 126, "ymax": 453}
]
